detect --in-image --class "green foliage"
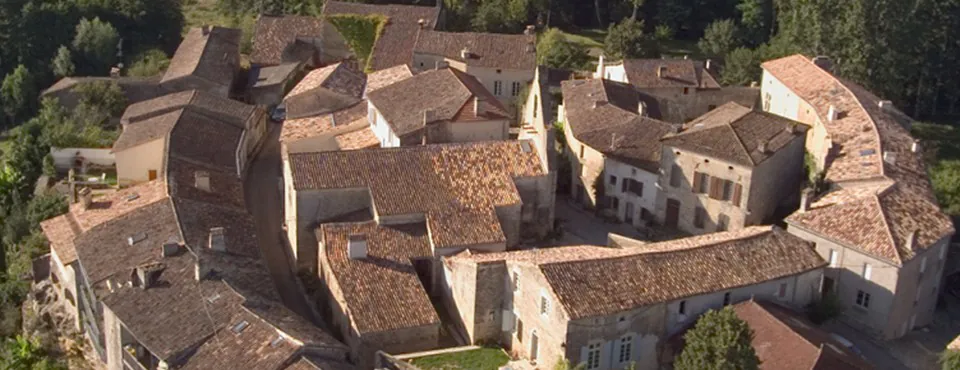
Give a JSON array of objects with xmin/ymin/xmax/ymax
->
[
  {"xmin": 736, "ymin": 0, "xmax": 771, "ymax": 45},
  {"xmin": 127, "ymin": 49, "xmax": 170, "ymax": 77},
  {"xmin": 409, "ymin": 347, "xmax": 510, "ymax": 370},
  {"xmin": 654, "ymin": 24, "xmax": 675, "ymax": 41},
  {"xmin": 537, "ymin": 28, "xmax": 592, "ymax": 71},
  {"xmin": 698, "ymin": 19, "xmax": 741, "ymax": 58},
  {"xmin": 74, "ymin": 81, "xmax": 128, "ymax": 119},
  {"xmin": 913, "ymin": 122, "xmax": 960, "ymax": 216},
  {"xmin": 554, "ymin": 357, "xmax": 587, "ymax": 370},
  {"xmin": 592, "ymin": 170, "xmax": 606, "ymax": 211},
  {"xmin": 719, "ymin": 47, "xmax": 759, "ymax": 85},
  {"xmin": 807, "ymin": 293, "xmax": 844, "ymax": 324},
  {"xmin": 326, "ymin": 14, "xmax": 387, "ymax": 72},
  {"xmin": 51, "ymin": 46, "xmax": 75, "ymax": 79},
  {"xmin": 604, "ymin": 18, "xmax": 658, "ymax": 59},
  {"xmin": 941, "ymin": 349, "xmax": 960, "ymax": 370},
  {"xmin": 675, "ymin": 307, "xmax": 760, "ymax": 370},
  {"xmin": 72, "ymin": 17, "xmax": 120, "ymax": 74},
  {"xmin": 1, "ymin": 66, "xmax": 37, "ymax": 123},
  {"xmin": 0, "ymin": 335, "xmax": 67, "ymax": 369},
  {"xmin": 553, "ymin": 121, "xmax": 567, "ymax": 150},
  {"xmin": 34, "ymin": 98, "xmax": 117, "ymax": 149}
]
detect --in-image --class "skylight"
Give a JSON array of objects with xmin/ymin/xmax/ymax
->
[
  {"xmin": 231, "ymin": 320, "xmax": 249, "ymax": 334},
  {"xmin": 858, "ymin": 149, "xmax": 876, "ymax": 157},
  {"xmin": 127, "ymin": 232, "xmax": 148, "ymax": 246}
]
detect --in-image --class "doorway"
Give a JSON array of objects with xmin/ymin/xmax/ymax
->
[
  {"xmin": 665, "ymin": 199, "xmax": 680, "ymax": 228},
  {"xmin": 822, "ymin": 277, "xmax": 835, "ymax": 296},
  {"xmin": 625, "ymin": 202, "xmax": 635, "ymax": 224},
  {"xmin": 530, "ymin": 331, "xmax": 539, "ymax": 362}
]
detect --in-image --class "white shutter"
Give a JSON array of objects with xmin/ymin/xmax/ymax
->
[
  {"xmin": 599, "ymin": 340, "xmax": 613, "ymax": 370},
  {"xmin": 501, "ymin": 310, "xmax": 515, "ymax": 331},
  {"xmin": 579, "ymin": 346, "xmax": 590, "ymax": 369}
]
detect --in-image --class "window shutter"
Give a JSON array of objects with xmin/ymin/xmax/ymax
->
[
  {"xmin": 692, "ymin": 172, "xmax": 701, "ymax": 192},
  {"xmin": 622, "ymin": 179, "xmax": 628, "ymax": 193},
  {"xmin": 709, "ymin": 178, "xmax": 722, "ymax": 200},
  {"xmin": 732, "ymin": 183, "xmax": 743, "ymax": 206}
]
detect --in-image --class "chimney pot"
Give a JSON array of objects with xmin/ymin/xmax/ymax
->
[
  {"xmin": 348, "ymin": 234, "xmax": 368, "ymax": 260},
  {"xmin": 195, "ymin": 171, "xmax": 211, "ymax": 192},
  {"xmin": 208, "ymin": 227, "xmax": 226, "ymax": 252},
  {"xmin": 195, "ymin": 256, "xmax": 211, "ymax": 281},
  {"xmin": 79, "ymin": 187, "xmax": 93, "ymax": 210}
]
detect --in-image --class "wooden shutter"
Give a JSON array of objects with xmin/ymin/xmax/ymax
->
[
  {"xmin": 692, "ymin": 172, "xmax": 701, "ymax": 192},
  {"xmin": 732, "ymin": 183, "xmax": 743, "ymax": 206},
  {"xmin": 709, "ymin": 178, "xmax": 722, "ymax": 200}
]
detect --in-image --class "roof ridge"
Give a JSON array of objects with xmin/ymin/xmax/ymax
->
[
  {"xmin": 872, "ymin": 191, "xmax": 903, "ymax": 265},
  {"xmin": 829, "ymin": 75, "xmax": 887, "ymax": 179},
  {"xmin": 726, "ymin": 121, "xmax": 755, "ymax": 166},
  {"xmin": 753, "ymin": 302, "xmax": 821, "ymax": 360}
]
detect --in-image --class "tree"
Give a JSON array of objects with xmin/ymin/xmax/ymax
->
[
  {"xmin": 51, "ymin": 45, "xmax": 74, "ymax": 78},
  {"xmin": 74, "ymin": 81, "xmax": 127, "ymax": 121},
  {"xmin": 698, "ymin": 19, "xmax": 741, "ymax": 58},
  {"xmin": 127, "ymin": 49, "xmax": 170, "ymax": 77},
  {"xmin": 554, "ymin": 357, "xmax": 587, "ymax": 370},
  {"xmin": 604, "ymin": 19, "xmax": 658, "ymax": 59},
  {"xmin": 1, "ymin": 65, "xmax": 36, "ymax": 123},
  {"xmin": 537, "ymin": 28, "xmax": 591, "ymax": 71},
  {"xmin": 941, "ymin": 349, "xmax": 960, "ymax": 370},
  {"xmin": 72, "ymin": 17, "xmax": 119, "ymax": 74},
  {"xmin": 0, "ymin": 335, "xmax": 65, "ymax": 369},
  {"xmin": 719, "ymin": 47, "xmax": 760, "ymax": 86},
  {"xmin": 675, "ymin": 307, "xmax": 760, "ymax": 370}
]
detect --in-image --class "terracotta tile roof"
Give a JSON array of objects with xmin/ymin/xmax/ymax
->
[
  {"xmin": 367, "ymin": 68, "xmax": 509, "ymax": 137},
  {"xmin": 113, "ymin": 108, "xmax": 181, "ymax": 152},
  {"xmin": 322, "ymin": 1, "xmax": 440, "ymax": 71},
  {"xmin": 731, "ymin": 300, "xmax": 873, "ymax": 369},
  {"xmin": 280, "ymin": 102, "xmax": 368, "ymax": 143},
  {"xmin": 166, "ymin": 157, "xmax": 245, "ymax": 210},
  {"xmin": 318, "ymin": 221, "xmax": 439, "ymax": 334},
  {"xmin": 766, "ymin": 55, "xmax": 955, "ymax": 263},
  {"xmin": 250, "ymin": 15, "xmax": 324, "ymax": 66},
  {"xmin": 447, "ymin": 244, "xmax": 628, "ymax": 265},
  {"xmin": 334, "ymin": 126, "xmax": 379, "ymax": 150},
  {"xmin": 364, "ymin": 64, "xmax": 414, "ymax": 96},
  {"xmin": 167, "ymin": 109, "xmax": 245, "ymax": 171},
  {"xmin": 284, "ymin": 61, "xmax": 366, "ymax": 119},
  {"xmin": 179, "ymin": 308, "xmax": 301, "ymax": 370},
  {"xmin": 539, "ymin": 226, "xmax": 825, "ymax": 319},
  {"xmin": 120, "ymin": 90, "xmax": 257, "ymax": 132},
  {"xmin": 561, "ymin": 79, "xmax": 675, "ymax": 172},
  {"xmin": 162, "ymin": 27, "xmax": 241, "ymax": 87},
  {"xmin": 616, "ymin": 59, "xmax": 720, "ymax": 89},
  {"xmin": 413, "ymin": 31, "xmax": 536, "ymax": 70},
  {"xmin": 661, "ymin": 102, "xmax": 807, "ymax": 166},
  {"xmin": 427, "ymin": 208, "xmax": 506, "ymax": 248}
]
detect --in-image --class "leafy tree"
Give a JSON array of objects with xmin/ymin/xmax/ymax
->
[
  {"xmin": 554, "ymin": 357, "xmax": 586, "ymax": 370},
  {"xmin": 604, "ymin": 19, "xmax": 658, "ymax": 59},
  {"xmin": 537, "ymin": 28, "xmax": 591, "ymax": 71},
  {"xmin": 51, "ymin": 45, "xmax": 74, "ymax": 78},
  {"xmin": 675, "ymin": 307, "xmax": 760, "ymax": 370},
  {"xmin": 698, "ymin": 19, "xmax": 741, "ymax": 58},
  {"xmin": 0, "ymin": 334, "xmax": 65, "ymax": 369},
  {"xmin": 127, "ymin": 49, "xmax": 170, "ymax": 77},
  {"xmin": 719, "ymin": 47, "xmax": 760, "ymax": 86},
  {"xmin": 1, "ymin": 65, "xmax": 36, "ymax": 123},
  {"xmin": 941, "ymin": 349, "xmax": 960, "ymax": 370},
  {"xmin": 72, "ymin": 17, "xmax": 119, "ymax": 74},
  {"xmin": 74, "ymin": 81, "xmax": 127, "ymax": 120},
  {"xmin": 0, "ymin": 166, "xmax": 24, "ymax": 212},
  {"xmin": 654, "ymin": 24, "xmax": 675, "ymax": 41},
  {"xmin": 736, "ymin": 0, "xmax": 771, "ymax": 45},
  {"xmin": 930, "ymin": 160, "xmax": 960, "ymax": 216}
]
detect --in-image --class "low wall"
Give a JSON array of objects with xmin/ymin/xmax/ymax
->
[{"xmin": 51, "ymin": 148, "xmax": 115, "ymax": 171}]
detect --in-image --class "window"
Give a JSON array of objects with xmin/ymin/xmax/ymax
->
[
  {"xmin": 586, "ymin": 343, "xmax": 601, "ymax": 369},
  {"xmin": 855, "ymin": 290, "xmax": 871, "ymax": 309},
  {"xmin": 723, "ymin": 292, "xmax": 731, "ymax": 306},
  {"xmin": 623, "ymin": 178, "xmax": 643, "ymax": 197},
  {"xmin": 494, "ymin": 80, "xmax": 503, "ymax": 96},
  {"xmin": 511, "ymin": 82, "xmax": 522, "ymax": 96},
  {"xmin": 611, "ymin": 197, "xmax": 620, "ymax": 210},
  {"xmin": 693, "ymin": 172, "xmax": 710, "ymax": 193},
  {"xmin": 678, "ymin": 300, "xmax": 687, "ymax": 315},
  {"xmin": 731, "ymin": 183, "xmax": 743, "ymax": 207},
  {"xmin": 721, "ymin": 180, "xmax": 734, "ymax": 201},
  {"xmin": 863, "ymin": 263, "xmax": 873, "ymax": 281},
  {"xmin": 694, "ymin": 207, "xmax": 707, "ymax": 229},
  {"xmin": 579, "ymin": 145, "xmax": 585, "ymax": 159},
  {"xmin": 609, "ymin": 175, "xmax": 617, "ymax": 186},
  {"xmin": 539, "ymin": 295, "xmax": 550, "ymax": 316},
  {"xmin": 512, "ymin": 271, "xmax": 520, "ymax": 291},
  {"xmin": 670, "ymin": 165, "xmax": 682, "ymax": 187},
  {"xmin": 533, "ymin": 96, "xmax": 538, "ymax": 118},
  {"xmin": 829, "ymin": 249, "xmax": 838, "ymax": 267},
  {"xmin": 517, "ymin": 319, "xmax": 523, "ymax": 342},
  {"xmin": 618, "ymin": 335, "xmax": 633, "ymax": 363},
  {"xmin": 778, "ymin": 283, "xmax": 787, "ymax": 298},
  {"xmin": 716, "ymin": 213, "xmax": 728, "ymax": 232},
  {"xmin": 621, "ymin": 179, "xmax": 629, "ymax": 193}
]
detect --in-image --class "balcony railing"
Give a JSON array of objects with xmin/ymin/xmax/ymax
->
[{"xmin": 122, "ymin": 346, "xmax": 150, "ymax": 370}]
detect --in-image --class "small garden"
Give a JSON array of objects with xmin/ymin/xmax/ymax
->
[{"xmin": 408, "ymin": 347, "xmax": 510, "ymax": 370}]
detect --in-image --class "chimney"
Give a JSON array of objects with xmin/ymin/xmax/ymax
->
[
  {"xmin": 473, "ymin": 96, "xmax": 481, "ymax": 116},
  {"xmin": 811, "ymin": 56, "xmax": 832, "ymax": 71},
  {"xmin": 610, "ymin": 133, "xmax": 619, "ymax": 150},
  {"xmin": 208, "ymin": 227, "xmax": 226, "ymax": 252},
  {"xmin": 637, "ymin": 101, "xmax": 646, "ymax": 117},
  {"xmin": 912, "ymin": 141, "xmax": 920, "ymax": 153},
  {"xmin": 705, "ymin": 59, "xmax": 712, "ymax": 70},
  {"xmin": 906, "ymin": 229, "xmax": 919, "ymax": 251},
  {"xmin": 348, "ymin": 234, "xmax": 368, "ymax": 260},
  {"xmin": 800, "ymin": 188, "xmax": 814, "ymax": 212},
  {"xmin": 422, "ymin": 109, "xmax": 435, "ymax": 125},
  {"xmin": 79, "ymin": 187, "xmax": 93, "ymax": 210},
  {"xmin": 68, "ymin": 169, "xmax": 77, "ymax": 203},
  {"xmin": 657, "ymin": 65, "xmax": 667, "ymax": 79},
  {"xmin": 110, "ymin": 67, "xmax": 121, "ymax": 78},
  {"xmin": 133, "ymin": 262, "xmax": 165, "ymax": 290},
  {"xmin": 161, "ymin": 238, "xmax": 181, "ymax": 257},
  {"xmin": 878, "ymin": 100, "xmax": 894, "ymax": 111},
  {"xmin": 597, "ymin": 54, "xmax": 606, "ymax": 79},
  {"xmin": 883, "ymin": 151, "xmax": 897, "ymax": 165},
  {"xmin": 417, "ymin": 18, "xmax": 427, "ymax": 28},
  {"xmin": 434, "ymin": 60, "xmax": 448, "ymax": 70},
  {"xmin": 195, "ymin": 171, "xmax": 210, "ymax": 192},
  {"xmin": 195, "ymin": 255, "xmax": 212, "ymax": 281},
  {"xmin": 460, "ymin": 47, "xmax": 471, "ymax": 60},
  {"xmin": 524, "ymin": 25, "xmax": 536, "ymax": 35},
  {"xmin": 826, "ymin": 105, "xmax": 838, "ymax": 122},
  {"xmin": 592, "ymin": 100, "xmax": 607, "ymax": 109},
  {"xmin": 757, "ymin": 141, "xmax": 768, "ymax": 153}
]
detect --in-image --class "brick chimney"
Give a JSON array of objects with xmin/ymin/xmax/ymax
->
[
  {"xmin": 208, "ymin": 227, "xmax": 226, "ymax": 252},
  {"xmin": 79, "ymin": 187, "xmax": 93, "ymax": 210},
  {"xmin": 348, "ymin": 235, "xmax": 367, "ymax": 260},
  {"xmin": 195, "ymin": 171, "xmax": 210, "ymax": 192}
]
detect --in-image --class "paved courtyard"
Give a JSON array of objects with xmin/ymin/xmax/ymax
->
[{"xmin": 553, "ymin": 196, "xmax": 647, "ymax": 246}]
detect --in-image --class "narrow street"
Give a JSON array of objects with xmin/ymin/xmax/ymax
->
[{"xmin": 244, "ymin": 124, "xmax": 322, "ymax": 326}]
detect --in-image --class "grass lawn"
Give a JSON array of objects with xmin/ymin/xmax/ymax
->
[
  {"xmin": 557, "ymin": 28, "xmax": 703, "ymax": 59},
  {"xmin": 912, "ymin": 122, "xmax": 960, "ymax": 162},
  {"xmin": 659, "ymin": 39, "xmax": 702, "ymax": 59},
  {"xmin": 409, "ymin": 348, "xmax": 510, "ymax": 370}
]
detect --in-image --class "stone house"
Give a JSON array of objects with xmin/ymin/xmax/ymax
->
[
  {"xmin": 113, "ymin": 90, "xmax": 267, "ymax": 185},
  {"xmin": 654, "ymin": 102, "xmax": 807, "ymax": 234},
  {"xmin": 160, "ymin": 26, "xmax": 241, "ymax": 98},
  {"xmin": 762, "ymin": 54, "xmax": 955, "ymax": 340},
  {"xmin": 320, "ymin": 1, "xmax": 441, "ymax": 71},
  {"xmin": 247, "ymin": 61, "xmax": 306, "ymax": 106},
  {"xmin": 519, "ymin": 66, "xmax": 571, "ymax": 172},
  {"xmin": 442, "ymin": 226, "xmax": 826, "ymax": 369},
  {"xmin": 284, "ymin": 61, "xmax": 366, "ymax": 120},
  {"xmin": 366, "ymin": 67, "xmax": 511, "ymax": 147},
  {"xmin": 412, "ymin": 29, "xmax": 537, "ymax": 106},
  {"xmin": 559, "ymin": 78, "xmax": 675, "ymax": 226}
]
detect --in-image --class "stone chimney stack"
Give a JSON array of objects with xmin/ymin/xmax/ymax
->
[
  {"xmin": 460, "ymin": 47, "xmax": 471, "ymax": 60},
  {"xmin": 657, "ymin": 65, "xmax": 667, "ymax": 79},
  {"xmin": 705, "ymin": 59, "xmax": 712, "ymax": 70},
  {"xmin": 195, "ymin": 171, "xmax": 211, "ymax": 192},
  {"xmin": 418, "ymin": 18, "xmax": 427, "ymax": 29},
  {"xmin": 79, "ymin": 187, "xmax": 93, "ymax": 210},
  {"xmin": 637, "ymin": 101, "xmax": 646, "ymax": 117},
  {"xmin": 473, "ymin": 96, "xmax": 481, "ymax": 116},
  {"xmin": 800, "ymin": 188, "xmax": 814, "ymax": 213},
  {"xmin": 134, "ymin": 262, "xmax": 165, "ymax": 290},
  {"xmin": 161, "ymin": 238, "xmax": 181, "ymax": 257},
  {"xmin": 757, "ymin": 141, "xmax": 768, "ymax": 154},
  {"xmin": 912, "ymin": 141, "xmax": 920, "ymax": 153},
  {"xmin": 201, "ymin": 25, "xmax": 211, "ymax": 36},
  {"xmin": 826, "ymin": 105, "xmax": 838, "ymax": 122},
  {"xmin": 208, "ymin": 227, "xmax": 226, "ymax": 252},
  {"xmin": 348, "ymin": 235, "xmax": 367, "ymax": 260},
  {"xmin": 906, "ymin": 230, "xmax": 919, "ymax": 251}
]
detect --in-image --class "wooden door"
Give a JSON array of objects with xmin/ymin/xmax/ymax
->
[
  {"xmin": 665, "ymin": 199, "xmax": 680, "ymax": 228},
  {"xmin": 148, "ymin": 170, "xmax": 158, "ymax": 180}
]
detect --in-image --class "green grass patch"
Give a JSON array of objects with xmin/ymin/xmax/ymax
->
[
  {"xmin": 326, "ymin": 14, "xmax": 387, "ymax": 72},
  {"xmin": 409, "ymin": 348, "xmax": 510, "ymax": 370},
  {"xmin": 560, "ymin": 28, "xmax": 606, "ymax": 49},
  {"xmin": 659, "ymin": 39, "xmax": 702, "ymax": 59},
  {"xmin": 182, "ymin": 0, "xmax": 223, "ymax": 34}
]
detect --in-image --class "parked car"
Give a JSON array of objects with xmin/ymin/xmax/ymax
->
[
  {"xmin": 270, "ymin": 104, "xmax": 286, "ymax": 122},
  {"xmin": 830, "ymin": 333, "xmax": 864, "ymax": 357}
]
